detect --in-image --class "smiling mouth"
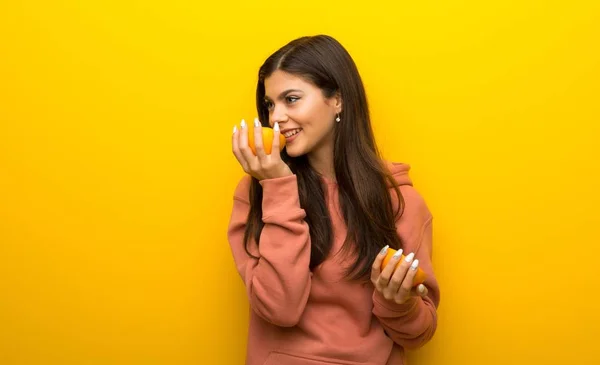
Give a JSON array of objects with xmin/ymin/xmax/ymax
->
[{"xmin": 283, "ymin": 129, "xmax": 302, "ymax": 138}]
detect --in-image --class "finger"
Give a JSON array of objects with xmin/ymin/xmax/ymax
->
[
  {"xmin": 376, "ymin": 249, "xmax": 403, "ymax": 290},
  {"xmin": 395, "ymin": 255, "xmax": 419, "ymax": 301},
  {"xmin": 253, "ymin": 117, "xmax": 268, "ymax": 160},
  {"xmin": 371, "ymin": 245, "xmax": 389, "ymax": 283},
  {"xmin": 417, "ymin": 283, "xmax": 428, "ymax": 298},
  {"xmin": 239, "ymin": 119, "xmax": 258, "ymax": 167},
  {"xmin": 387, "ymin": 252, "xmax": 413, "ymax": 294},
  {"xmin": 232, "ymin": 124, "xmax": 248, "ymax": 171},
  {"xmin": 271, "ymin": 121, "xmax": 282, "ymax": 158},
  {"xmin": 409, "ymin": 283, "xmax": 428, "ymax": 298}
]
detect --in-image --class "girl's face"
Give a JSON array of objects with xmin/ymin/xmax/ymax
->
[{"xmin": 264, "ymin": 70, "xmax": 342, "ymax": 158}]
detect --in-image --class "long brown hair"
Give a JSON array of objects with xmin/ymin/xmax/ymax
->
[{"xmin": 244, "ymin": 35, "xmax": 405, "ymax": 281}]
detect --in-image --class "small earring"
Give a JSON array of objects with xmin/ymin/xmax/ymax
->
[{"xmin": 336, "ymin": 114, "xmax": 341, "ymax": 123}]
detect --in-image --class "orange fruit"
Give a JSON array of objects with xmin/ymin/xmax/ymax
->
[
  {"xmin": 247, "ymin": 122, "xmax": 286, "ymax": 155},
  {"xmin": 381, "ymin": 248, "xmax": 427, "ymax": 287}
]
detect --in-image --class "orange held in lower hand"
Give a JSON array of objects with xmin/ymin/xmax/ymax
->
[
  {"xmin": 247, "ymin": 121, "xmax": 286, "ymax": 155},
  {"xmin": 381, "ymin": 248, "xmax": 427, "ymax": 287}
]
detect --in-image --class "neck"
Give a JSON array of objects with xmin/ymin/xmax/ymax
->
[{"xmin": 308, "ymin": 141, "xmax": 335, "ymax": 181}]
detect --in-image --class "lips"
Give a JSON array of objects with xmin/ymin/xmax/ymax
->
[{"xmin": 282, "ymin": 128, "xmax": 302, "ymax": 138}]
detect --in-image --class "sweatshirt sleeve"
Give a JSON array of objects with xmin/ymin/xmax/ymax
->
[
  {"xmin": 372, "ymin": 186, "xmax": 440, "ymax": 349},
  {"xmin": 227, "ymin": 174, "xmax": 312, "ymax": 327}
]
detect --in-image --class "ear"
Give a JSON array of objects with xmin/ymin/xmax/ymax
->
[{"xmin": 333, "ymin": 91, "xmax": 343, "ymax": 114}]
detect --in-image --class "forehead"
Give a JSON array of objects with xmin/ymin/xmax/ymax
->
[{"xmin": 264, "ymin": 70, "xmax": 315, "ymax": 98}]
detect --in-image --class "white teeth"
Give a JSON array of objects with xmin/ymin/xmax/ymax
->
[{"xmin": 284, "ymin": 129, "xmax": 301, "ymax": 138}]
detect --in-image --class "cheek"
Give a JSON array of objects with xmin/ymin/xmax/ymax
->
[
  {"xmin": 293, "ymin": 103, "xmax": 315, "ymax": 123},
  {"xmin": 293, "ymin": 101, "xmax": 330, "ymax": 127}
]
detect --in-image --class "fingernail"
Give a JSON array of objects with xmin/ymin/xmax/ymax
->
[
  {"xmin": 418, "ymin": 284, "xmax": 426, "ymax": 293},
  {"xmin": 241, "ymin": 119, "xmax": 246, "ymax": 128},
  {"xmin": 410, "ymin": 259, "xmax": 419, "ymax": 270},
  {"xmin": 405, "ymin": 252, "xmax": 414, "ymax": 262},
  {"xmin": 254, "ymin": 117, "xmax": 260, "ymax": 127},
  {"xmin": 393, "ymin": 249, "xmax": 403, "ymax": 259},
  {"xmin": 380, "ymin": 245, "xmax": 389, "ymax": 255},
  {"xmin": 233, "ymin": 125, "xmax": 237, "ymax": 134},
  {"xmin": 274, "ymin": 121, "xmax": 279, "ymax": 132}
]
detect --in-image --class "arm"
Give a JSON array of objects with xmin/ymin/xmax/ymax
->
[
  {"xmin": 372, "ymin": 188, "xmax": 440, "ymax": 349},
  {"xmin": 227, "ymin": 174, "xmax": 312, "ymax": 327}
]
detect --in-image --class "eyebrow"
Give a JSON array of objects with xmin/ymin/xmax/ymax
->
[{"xmin": 264, "ymin": 89, "xmax": 303, "ymax": 101}]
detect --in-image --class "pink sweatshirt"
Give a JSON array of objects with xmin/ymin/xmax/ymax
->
[{"xmin": 227, "ymin": 161, "xmax": 440, "ymax": 365}]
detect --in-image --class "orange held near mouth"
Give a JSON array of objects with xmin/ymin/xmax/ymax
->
[
  {"xmin": 381, "ymin": 248, "xmax": 427, "ymax": 287},
  {"xmin": 247, "ymin": 121, "xmax": 286, "ymax": 155}
]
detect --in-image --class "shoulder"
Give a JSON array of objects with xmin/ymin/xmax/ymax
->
[
  {"xmin": 233, "ymin": 175, "xmax": 252, "ymax": 204},
  {"xmin": 382, "ymin": 159, "xmax": 432, "ymax": 221},
  {"xmin": 398, "ymin": 184, "xmax": 432, "ymax": 222}
]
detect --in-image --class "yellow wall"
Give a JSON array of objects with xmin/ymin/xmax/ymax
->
[{"xmin": 1, "ymin": 1, "xmax": 598, "ymax": 364}]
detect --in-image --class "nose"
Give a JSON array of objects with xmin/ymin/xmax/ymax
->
[{"xmin": 270, "ymin": 104, "xmax": 288, "ymax": 128}]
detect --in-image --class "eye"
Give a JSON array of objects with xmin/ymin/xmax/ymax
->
[
  {"xmin": 286, "ymin": 96, "xmax": 300, "ymax": 104},
  {"xmin": 264, "ymin": 100, "xmax": 274, "ymax": 110}
]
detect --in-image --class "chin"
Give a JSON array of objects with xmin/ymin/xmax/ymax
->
[
  {"xmin": 284, "ymin": 145, "xmax": 306, "ymax": 158},
  {"xmin": 285, "ymin": 149, "xmax": 302, "ymax": 158}
]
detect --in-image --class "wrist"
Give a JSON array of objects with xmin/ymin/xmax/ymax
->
[
  {"xmin": 261, "ymin": 164, "xmax": 292, "ymax": 181},
  {"xmin": 373, "ymin": 289, "xmax": 419, "ymax": 313}
]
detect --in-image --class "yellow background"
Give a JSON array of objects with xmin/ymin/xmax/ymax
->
[{"xmin": 1, "ymin": 1, "xmax": 599, "ymax": 364}]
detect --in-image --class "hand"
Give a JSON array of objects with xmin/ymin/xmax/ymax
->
[
  {"xmin": 371, "ymin": 246, "xmax": 428, "ymax": 305},
  {"xmin": 232, "ymin": 118, "xmax": 293, "ymax": 181}
]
